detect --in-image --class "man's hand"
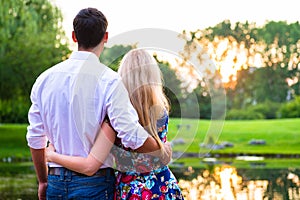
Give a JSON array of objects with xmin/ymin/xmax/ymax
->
[
  {"xmin": 38, "ymin": 182, "xmax": 47, "ymax": 200},
  {"xmin": 45, "ymin": 143, "xmax": 56, "ymax": 162},
  {"xmin": 161, "ymin": 141, "xmax": 172, "ymax": 166}
]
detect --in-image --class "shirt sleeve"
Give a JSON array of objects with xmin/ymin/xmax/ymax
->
[
  {"xmin": 105, "ymin": 78, "xmax": 148, "ymax": 150},
  {"xmin": 26, "ymin": 81, "xmax": 48, "ymax": 149}
]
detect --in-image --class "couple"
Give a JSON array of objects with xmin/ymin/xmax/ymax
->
[{"xmin": 26, "ymin": 7, "xmax": 183, "ymax": 200}]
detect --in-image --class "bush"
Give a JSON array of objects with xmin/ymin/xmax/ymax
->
[
  {"xmin": 226, "ymin": 108, "xmax": 264, "ymax": 120},
  {"xmin": 279, "ymin": 96, "xmax": 300, "ymax": 118},
  {"xmin": 248, "ymin": 101, "xmax": 281, "ymax": 119},
  {"xmin": 0, "ymin": 97, "xmax": 30, "ymax": 123}
]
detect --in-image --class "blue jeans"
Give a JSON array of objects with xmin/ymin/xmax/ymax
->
[{"xmin": 46, "ymin": 168, "xmax": 115, "ymax": 200}]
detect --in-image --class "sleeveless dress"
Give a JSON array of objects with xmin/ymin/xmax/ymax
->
[{"xmin": 111, "ymin": 112, "xmax": 184, "ymax": 200}]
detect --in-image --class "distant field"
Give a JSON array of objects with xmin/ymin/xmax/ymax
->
[
  {"xmin": 168, "ymin": 118, "xmax": 300, "ymax": 155},
  {"xmin": 0, "ymin": 124, "xmax": 30, "ymax": 159},
  {"xmin": 0, "ymin": 118, "xmax": 300, "ymax": 160}
]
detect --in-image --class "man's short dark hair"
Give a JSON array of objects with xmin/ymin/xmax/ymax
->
[{"xmin": 73, "ymin": 8, "xmax": 108, "ymax": 49}]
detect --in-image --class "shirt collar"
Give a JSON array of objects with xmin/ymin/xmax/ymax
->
[{"xmin": 69, "ymin": 51, "xmax": 99, "ymax": 62}]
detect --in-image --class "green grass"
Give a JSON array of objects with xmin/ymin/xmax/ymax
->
[
  {"xmin": 0, "ymin": 124, "xmax": 31, "ymax": 159},
  {"xmin": 171, "ymin": 157, "xmax": 300, "ymax": 169},
  {"xmin": 0, "ymin": 118, "xmax": 300, "ymax": 168},
  {"xmin": 168, "ymin": 118, "xmax": 300, "ymax": 155}
]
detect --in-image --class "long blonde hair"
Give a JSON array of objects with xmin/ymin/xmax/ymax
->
[{"xmin": 118, "ymin": 49, "xmax": 170, "ymax": 150}]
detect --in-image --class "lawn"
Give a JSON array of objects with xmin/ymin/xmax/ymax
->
[
  {"xmin": 0, "ymin": 124, "xmax": 31, "ymax": 160},
  {"xmin": 167, "ymin": 118, "xmax": 300, "ymax": 155},
  {"xmin": 170, "ymin": 157, "xmax": 300, "ymax": 169},
  {"xmin": 0, "ymin": 118, "xmax": 300, "ymax": 161}
]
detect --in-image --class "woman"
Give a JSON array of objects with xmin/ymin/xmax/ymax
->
[{"xmin": 46, "ymin": 49, "xmax": 184, "ymax": 199}]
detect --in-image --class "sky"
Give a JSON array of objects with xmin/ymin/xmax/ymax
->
[{"xmin": 51, "ymin": 0, "xmax": 299, "ymax": 39}]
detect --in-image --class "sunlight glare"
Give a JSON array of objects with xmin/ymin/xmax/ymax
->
[{"xmin": 178, "ymin": 166, "xmax": 272, "ymax": 200}]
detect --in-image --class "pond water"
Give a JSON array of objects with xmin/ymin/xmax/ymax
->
[
  {"xmin": 174, "ymin": 166, "xmax": 300, "ymax": 200},
  {"xmin": 1, "ymin": 163, "xmax": 300, "ymax": 200}
]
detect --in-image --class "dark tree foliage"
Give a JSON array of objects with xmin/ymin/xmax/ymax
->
[{"xmin": 0, "ymin": 0, "xmax": 70, "ymax": 122}]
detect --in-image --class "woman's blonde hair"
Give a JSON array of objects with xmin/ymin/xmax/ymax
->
[{"xmin": 118, "ymin": 49, "xmax": 170, "ymax": 150}]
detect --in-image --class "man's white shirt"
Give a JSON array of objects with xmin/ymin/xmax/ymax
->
[{"xmin": 26, "ymin": 51, "xmax": 148, "ymax": 168}]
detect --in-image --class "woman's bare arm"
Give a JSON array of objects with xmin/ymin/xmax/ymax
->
[{"xmin": 46, "ymin": 122, "xmax": 115, "ymax": 176}]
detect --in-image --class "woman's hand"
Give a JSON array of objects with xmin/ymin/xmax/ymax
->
[
  {"xmin": 161, "ymin": 141, "xmax": 172, "ymax": 165},
  {"xmin": 45, "ymin": 143, "xmax": 56, "ymax": 162}
]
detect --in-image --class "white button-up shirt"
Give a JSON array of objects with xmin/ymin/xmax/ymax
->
[{"xmin": 26, "ymin": 51, "xmax": 148, "ymax": 168}]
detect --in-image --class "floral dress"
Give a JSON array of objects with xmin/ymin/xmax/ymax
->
[{"xmin": 111, "ymin": 112, "xmax": 184, "ymax": 200}]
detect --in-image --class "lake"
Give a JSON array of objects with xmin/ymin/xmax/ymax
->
[
  {"xmin": 1, "ymin": 162, "xmax": 300, "ymax": 200},
  {"xmin": 174, "ymin": 166, "xmax": 300, "ymax": 200}
]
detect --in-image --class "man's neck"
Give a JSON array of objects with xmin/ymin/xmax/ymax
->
[{"xmin": 78, "ymin": 48, "xmax": 101, "ymax": 58}]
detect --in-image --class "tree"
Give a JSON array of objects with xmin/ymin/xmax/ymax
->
[
  {"xmin": 0, "ymin": 0, "xmax": 70, "ymax": 123},
  {"xmin": 0, "ymin": 0, "xmax": 70, "ymax": 99},
  {"xmin": 258, "ymin": 21, "xmax": 300, "ymax": 97},
  {"xmin": 253, "ymin": 67, "xmax": 288, "ymax": 103},
  {"xmin": 179, "ymin": 20, "xmax": 300, "ymax": 110},
  {"xmin": 158, "ymin": 60, "xmax": 183, "ymax": 118},
  {"xmin": 100, "ymin": 45, "xmax": 133, "ymax": 71}
]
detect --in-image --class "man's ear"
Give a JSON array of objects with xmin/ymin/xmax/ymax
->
[
  {"xmin": 72, "ymin": 31, "xmax": 77, "ymax": 42},
  {"xmin": 103, "ymin": 32, "xmax": 108, "ymax": 43}
]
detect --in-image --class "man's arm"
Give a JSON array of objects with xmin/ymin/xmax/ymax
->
[
  {"xmin": 135, "ymin": 136, "xmax": 160, "ymax": 153},
  {"xmin": 105, "ymin": 78, "xmax": 172, "ymax": 163},
  {"xmin": 105, "ymin": 78, "xmax": 159, "ymax": 151},
  {"xmin": 27, "ymin": 82, "xmax": 49, "ymax": 200},
  {"xmin": 30, "ymin": 148, "xmax": 47, "ymax": 200}
]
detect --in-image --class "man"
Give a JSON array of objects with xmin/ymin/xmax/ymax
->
[{"xmin": 26, "ymin": 7, "xmax": 171, "ymax": 200}]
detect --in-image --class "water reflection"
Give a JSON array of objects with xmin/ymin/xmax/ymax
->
[
  {"xmin": 175, "ymin": 166, "xmax": 300, "ymax": 200},
  {"xmin": 1, "ymin": 163, "xmax": 300, "ymax": 199}
]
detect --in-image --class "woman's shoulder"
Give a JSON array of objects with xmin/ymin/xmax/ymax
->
[
  {"xmin": 157, "ymin": 109, "xmax": 168, "ymax": 123},
  {"xmin": 156, "ymin": 109, "xmax": 169, "ymax": 137},
  {"xmin": 158, "ymin": 109, "xmax": 169, "ymax": 121}
]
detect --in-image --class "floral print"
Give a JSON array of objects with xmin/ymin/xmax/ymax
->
[{"xmin": 112, "ymin": 112, "xmax": 184, "ymax": 200}]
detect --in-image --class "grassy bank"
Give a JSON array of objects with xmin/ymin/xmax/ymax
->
[
  {"xmin": 0, "ymin": 124, "xmax": 30, "ymax": 160},
  {"xmin": 171, "ymin": 157, "xmax": 300, "ymax": 169},
  {"xmin": 0, "ymin": 118, "xmax": 299, "ymax": 161},
  {"xmin": 167, "ymin": 118, "xmax": 300, "ymax": 155}
]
